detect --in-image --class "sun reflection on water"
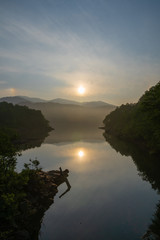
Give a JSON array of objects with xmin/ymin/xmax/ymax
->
[{"xmin": 76, "ymin": 148, "xmax": 87, "ymax": 163}]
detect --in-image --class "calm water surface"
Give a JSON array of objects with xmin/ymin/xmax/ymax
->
[{"xmin": 17, "ymin": 128, "xmax": 159, "ymax": 240}]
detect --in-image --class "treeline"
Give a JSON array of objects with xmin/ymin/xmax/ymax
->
[
  {"xmin": 0, "ymin": 102, "xmax": 52, "ymax": 142},
  {"xmin": 103, "ymin": 81, "xmax": 160, "ymax": 154}
]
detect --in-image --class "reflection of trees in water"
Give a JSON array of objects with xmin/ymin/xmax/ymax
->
[
  {"xmin": 0, "ymin": 151, "xmax": 71, "ymax": 240},
  {"xmin": 143, "ymin": 201, "xmax": 160, "ymax": 240},
  {"xmin": 19, "ymin": 135, "xmax": 47, "ymax": 151},
  {"xmin": 103, "ymin": 133, "xmax": 160, "ymax": 240},
  {"xmin": 0, "ymin": 132, "xmax": 71, "ymax": 240}
]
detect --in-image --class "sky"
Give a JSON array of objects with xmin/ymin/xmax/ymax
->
[{"xmin": 0, "ymin": 0, "xmax": 160, "ymax": 105}]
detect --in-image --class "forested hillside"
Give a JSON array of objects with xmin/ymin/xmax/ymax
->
[
  {"xmin": 0, "ymin": 102, "xmax": 52, "ymax": 142},
  {"xmin": 103, "ymin": 82, "xmax": 160, "ymax": 154}
]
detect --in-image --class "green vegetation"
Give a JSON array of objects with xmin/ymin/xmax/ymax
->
[
  {"xmin": 0, "ymin": 132, "xmax": 42, "ymax": 239},
  {"xmin": 0, "ymin": 102, "xmax": 52, "ymax": 142},
  {"xmin": 0, "ymin": 102, "xmax": 53, "ymax": 239},
  {"xmin": 103, "ymin": 81, "xmax": 160, "ymax": 154}
]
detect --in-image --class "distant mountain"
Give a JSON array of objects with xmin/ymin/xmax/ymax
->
[
  {"xmin": 0, "ymin": 96, "xmax": 47, "ymax": 105},
  {"xmin": 0, "ymin": 96, "xmax": 30, "ymax": 105},
  {"xmin": 50, "ymin": 98, "xmax": 81, "ymax": 105},
  {"xmin": 50, "ymin": 98, "xmax": 114, "ymax": 107},
  {"xmin": 82, "ymin": 101, "xmax": 114, "ymax": 107},
  {"xmin": 0, "ymin": 96, "xmax": 115, "ymax": 108},
  {"xmin": 20, "ymin": 96, "xmax": 47, "ymax": 103}
]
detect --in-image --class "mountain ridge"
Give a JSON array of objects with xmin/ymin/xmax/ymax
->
[{"xmin": 0, "ymin": 96, "xmax": 115, "ymax": 107}]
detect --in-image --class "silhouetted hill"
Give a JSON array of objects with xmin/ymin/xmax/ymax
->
[
  {"xmin": 0, "ymin": 96, "xmax": 31, "ymax": 105},
  {"xmin": 0, "ymin": 102, "xmax": 52, "ymax": 143},
  {"xmin": 103, "ymin": 81, "xmax": 160, "ymax": 154},
  {"xmin": 0, "ymin": 96, "xmax": 46, "ymax": 104},
  {"xmin": 0, "ymin": 96, "xmax": 115, "ymax": 107},
  {"xmin": 21, "ymin": 96, "xmax": 47, "ymax": 103}
]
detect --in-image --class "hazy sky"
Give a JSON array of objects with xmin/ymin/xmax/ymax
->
[{"xmin": 0, "ymin": 0, "xmax": 160, "ymax": 105}]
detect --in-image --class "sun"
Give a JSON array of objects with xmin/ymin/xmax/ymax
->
[
  {"xmin": 78, "ymin": 86, "xmax": 85, "ymax": 95},
  {"xmin": 78, "ymin": 150, "xmax": 84, "ymax": 158}
]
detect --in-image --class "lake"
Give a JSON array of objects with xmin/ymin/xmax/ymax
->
[{"xmin": 17, "ymin": 127, "xmax": 159, "ymax": 240}]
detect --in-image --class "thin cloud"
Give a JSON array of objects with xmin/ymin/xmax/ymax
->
[
  {"xmin": 0, "ymin": 2, "xmax": 160, "ymax": 104},
  {"xmin": 0, "ymin": 80, "xmax": 6, "ymax": 83}
]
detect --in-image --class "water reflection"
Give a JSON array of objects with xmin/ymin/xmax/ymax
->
[
  {"xmin": 142, "ymin": 201, "xmax": 160, "ymax": 240},
  {"xmin": 59, "ymin": 178, "xmax": 71, "ymax": 199},
  {"xmin": 44, "ymin": 127, "xmax": 104, "ymax": 144},
  {"xmin": 103, "ymin": 132, "xmax": 160, "ymax": 239},
  {"xmin": 17, "ymin": 128, "xmax": 160, "ymax": 240},
  {"xmin": 103, "ymin": 133, "xmax": 160, "ymax": 193}
]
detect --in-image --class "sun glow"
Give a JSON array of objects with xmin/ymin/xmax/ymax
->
[
  {"xmin": 9, "ymin": 88, "xmax": 16, "ymax": 95},
  {"xmin": 78, "ymin": 86, "xmax": 85, "ymax": 95},
  {"xmin": 78, "ymin": 150, "xmax": 84, "ymax": 158}
]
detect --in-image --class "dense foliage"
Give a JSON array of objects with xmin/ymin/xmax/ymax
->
[
  {"xmin": 0, "ymin": 130, "xmax": 42, "ymax": 239},
  {"xmin": 103, "ymin": 81, "xmax": 160, "ymax": 153},
  {"xmin": 0, "ymin": 102, "xmax": 52, "ymax": 142},
  {"xmin": 0, "ymin": 102, "xmax": 53, "ymax": 239}
]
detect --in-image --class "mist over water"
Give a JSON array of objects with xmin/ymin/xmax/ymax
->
[{"xmin": 23, "ymin": 101, "xmax": 115, "ymax": 129}]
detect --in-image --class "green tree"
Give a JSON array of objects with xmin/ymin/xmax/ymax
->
[{"xmin": 103, "ymin": 81, "xmax": 160, "ymax": 154}]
